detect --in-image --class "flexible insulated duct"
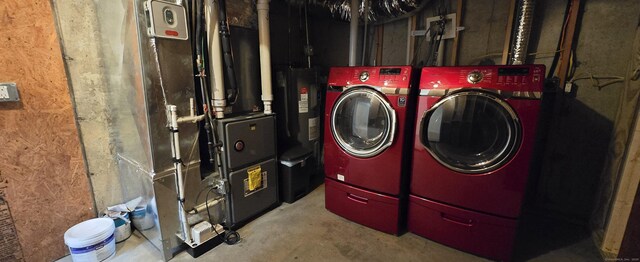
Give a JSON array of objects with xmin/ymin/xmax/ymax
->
[
  {"xmin": 510, "ymin": 0, "xmax": 535, "ymax": 65},
  {"xmin": 307, "ymin": 0, "xmax": 421, "ymax": 22}
]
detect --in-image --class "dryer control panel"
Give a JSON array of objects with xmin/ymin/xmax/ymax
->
[
  {"xmin": 419, "ymin": 65, "xmax": 545, "ymax": 93},
  {"xmin": 328, "ymin": 66, "xmax": 413, "ymax": 88}
]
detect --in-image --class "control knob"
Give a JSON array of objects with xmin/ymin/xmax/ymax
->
[
  {"xmin": 467, "ymin": 71, "xmax": 484, "ymax": 84},
  {"xmin": 359, "ymin": 71, "xmax": 370, "ymax": 82}
]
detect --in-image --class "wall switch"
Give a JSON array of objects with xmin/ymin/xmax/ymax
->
[{"xmin": 0, "ymin": 83, "xmax": 20, "ymax": 102}]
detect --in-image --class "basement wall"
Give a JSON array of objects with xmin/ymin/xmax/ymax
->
[{"xmin": 0, "ymin": 1, "xmax": 95, "ymax": 261}]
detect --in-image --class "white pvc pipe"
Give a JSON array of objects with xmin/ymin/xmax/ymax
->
[
  {"xmin": 349, "ymin": 0, "xmax": 359, "ymax": 66},
  {"xmin": 168, "ymin": 105, "xmax": 191, "ymax": 243},
  {"xmin": 257, "ymin": 0, "xmax": 273, "ymax": 114},
  {"xmin": 206, "ymin": 0, "xmax": 226, "ymax": 118},
  {"xmin": 177, "ymin": 98, "xmax": 205, "ymax": 123},
  {"xmin": 361, "ymin": 0, "xmax": 368, "ymax": 66},
  {"xmin": 178, "ymin": 115, "xmax": 206, "ymax": 124}
]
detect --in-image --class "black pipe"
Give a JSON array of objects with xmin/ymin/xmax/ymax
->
[
  {"xmin": 194, "ymin": 0, "xmax": 216, "ymax": 167},
  {"xmin": 218, "ymin": 0, "xmax": 239, "ymax": 103}
]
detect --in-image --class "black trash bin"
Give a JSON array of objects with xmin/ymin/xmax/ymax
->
[{"xmin": 279, "ymin": 146, "xmax": 313, "ymax": 203}]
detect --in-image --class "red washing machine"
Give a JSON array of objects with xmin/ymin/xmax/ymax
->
[
  {"xmin": 324, "ymin": 66, "xmax": 416, "ymax": 235},
  {"xmin": 408, "ymin": 65, "xmax": 545, "ymax": 261}
]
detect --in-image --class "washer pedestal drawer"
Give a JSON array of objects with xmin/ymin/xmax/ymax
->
[
  {"xmin": 408, "ymin": 195, "xmax": 518, "ymax": 261},
  {"xmin": 325, "ymin": 178, "xmax": 400, "ymax": 234}
]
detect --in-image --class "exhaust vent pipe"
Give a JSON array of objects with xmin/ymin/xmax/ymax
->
[
  {"xmin": 510, "ymin": 0, "xmax": 535, "ymax": 65},
  {"xmin": 349, "ymin": 0, "xmax": 359, "ymax": 66},
  {"xmin": 257, "ymin": 0, "xmax": 273, "ymax": 114},
  {"xmin": 206, "ymin": 0, "xmax": 226, "ymax": 118}
]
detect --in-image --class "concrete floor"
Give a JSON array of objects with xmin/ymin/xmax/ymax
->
[{"xmin": 59, "ymin": 185, "xmax": 602, "ymax": 262}]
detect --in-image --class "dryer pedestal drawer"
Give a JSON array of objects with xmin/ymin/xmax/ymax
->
[
  {"xmin": 325, "ymin": 178, "xmax": 400, "ymax": 234},
  {"xmin": 408, "ymin": 195, "xmax": 518, "ymax": 261}
]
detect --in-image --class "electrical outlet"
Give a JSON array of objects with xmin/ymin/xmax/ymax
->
[{"xmin": 0, "ymin": 83, "xmax": 19, "ymax": 102}]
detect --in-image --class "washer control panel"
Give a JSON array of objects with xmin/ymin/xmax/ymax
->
[
  {"xmin": 419, "ymin": 65, "xmax": 545, "ymax": 92},
  {"xmin": 328, "ymin": 66, "xmax": 413, "ymax": 88}
]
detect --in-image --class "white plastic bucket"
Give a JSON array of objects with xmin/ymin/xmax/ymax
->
[
  {"xmin": 113, "ymin": 213, "xmax": 131, "ymax": 243},
  {"xmin": 131, "ymin": 206, "xmax": 155, "ymax": 230},
  {"xmin": 64, "ymin": 218, "xmax": 116, "ymax": 262}
]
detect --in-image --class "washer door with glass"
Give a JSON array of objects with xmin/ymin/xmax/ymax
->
[
  {"xmin": 331, "ymin": 87, "xmax": 396, "ymax": 158},
  {"xmin": 419, "ymin": 91, "xmax": 521, "ymax": 174}
]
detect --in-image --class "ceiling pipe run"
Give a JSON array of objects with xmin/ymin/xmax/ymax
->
[
  {"xmin": 349, "ymin": 0, "xmax": 359, "ymax": 66},
  {"xmin": 257, "ymin": 0, "xmax": 274, "ymax": 114},
  {"xmin": 510, "ymin": 0, "xmax": 535, "ymax": 65}
]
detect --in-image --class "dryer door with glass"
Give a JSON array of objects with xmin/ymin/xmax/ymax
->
[
  {"xmin": 331, "ymin": 87, "xmax": 396, "ymax": 158},
  {"xmin": 419, "ymin": 91, "xmax": 521, "ymax": 174}
]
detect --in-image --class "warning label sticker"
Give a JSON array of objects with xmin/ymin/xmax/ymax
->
[
  {"xmin": 247, "ymin": 166, "xmax": 262, "ymax": 191},
  {"xmin": 244, "ymin": 169, "xmax": 267, "ymax": 197},
  {"xmin": 299, "ymin": 87, "xmax": 309, "ymax": 113}
]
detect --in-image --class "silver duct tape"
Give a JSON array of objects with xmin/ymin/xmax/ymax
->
[
  {"xmin": 420, "ymin": 88, "xmax": 542, "ymax": 99},
  {"xmin": 419, "ymin": 89, "xmax": 448, "ymax": 96},
  {"xmin": 380, "ymin": 87, "xmax": 410, "ymax": 95},
  {"xmin": 340, "ymin": 85, "xmax": 409, "ymax": 95},
  {"xmin": 503, "ymin": 91, "xmax": 542, "ymax": 99}
]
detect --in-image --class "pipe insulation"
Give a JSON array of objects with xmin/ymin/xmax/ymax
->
[
  {"xmin": 218, "ymin": 0, "xmax": 239, "ymax": 103},
  {"xmin": 510, "ymin": 0, "xmax": 535, "ymax": 65},
  {"xmin": 257, "ymin": 0, "xmax": 274, "ymax": 114},
  {"xmin": 206, "ymin": 0, "xmax": 226, "ymax": 118},
  {"xmin": 349, "ymin": 0, "xmax": 359, "ymax": 66}
]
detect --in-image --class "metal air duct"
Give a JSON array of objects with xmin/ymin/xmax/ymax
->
[{"xmin": 510, "ymin": 0, "xmax": 535, "ymax": 65}]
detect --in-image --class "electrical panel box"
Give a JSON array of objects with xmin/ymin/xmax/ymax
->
[
  {"xmin": 0, "ymin": 83, "xmax": 20, "ymax": 102},
  {"xmin": 145, "ymin": 0, "xmax": 189, "ymax": 40}
]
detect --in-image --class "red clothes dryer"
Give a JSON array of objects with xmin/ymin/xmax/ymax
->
[
  {"xmin": 324, "ymin": 66, "xmax": 416, "ymax": 234},
  {"xmin": 408, "ymin": 65, "xmax": 545, "ymax": 261}
]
